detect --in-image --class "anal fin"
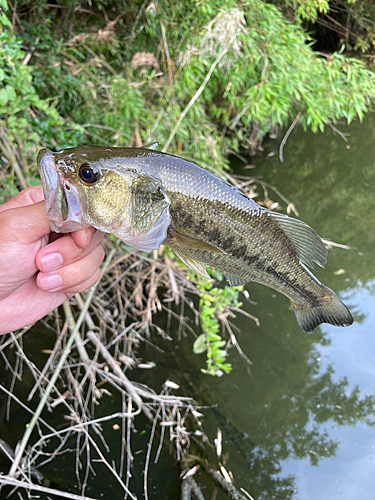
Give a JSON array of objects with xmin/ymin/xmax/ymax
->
[{"xmin": 224, "ymin": 272, "xmax": 248, "ymax": 287}]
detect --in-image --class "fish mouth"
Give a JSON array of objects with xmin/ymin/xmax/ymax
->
[{"xmin": 38, "ymin": 148, "xmax": 90, "ymax": 233}]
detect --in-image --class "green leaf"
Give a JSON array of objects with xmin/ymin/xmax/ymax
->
[
  {"xmin": 193, "ymin": 334, "xmax": 207, "ymax": 354},
  {"xmin": 0, "ymin": 12, "xmax": 11, "ymax": 27},
  {"xmin": 0, "ymin": 87, "xmax": 9, "ymax": 107},
  {"xmin": 26, "ymin": 176, "xmax": 41, "ymax": 187}
]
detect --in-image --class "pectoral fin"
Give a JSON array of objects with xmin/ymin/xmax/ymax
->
[{"xmin": 167, "ymin": 227, "xmax": 225, "ymax": 254}]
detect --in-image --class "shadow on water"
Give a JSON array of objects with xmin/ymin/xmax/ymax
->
[{"xmin": 1, "ymin": 115, "xmax": 375, "ymax": 499}]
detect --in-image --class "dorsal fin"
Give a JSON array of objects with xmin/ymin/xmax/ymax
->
[
  {"xmin": 142, "ymin": 141, "xmax": 159, "ymax": 150},
  {"xmin": 267, "ymin": 212, "xmax": 327, "ymax": 269}
]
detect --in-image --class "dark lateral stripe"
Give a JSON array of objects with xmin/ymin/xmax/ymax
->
[{"xmin": 265, "ymin": 264, "xmax": 321, "ymax": 305}]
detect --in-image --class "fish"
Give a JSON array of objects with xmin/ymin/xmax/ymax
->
[{"xmin": 37, "ymin": 145, "xmax": 353, "ymax": 333}]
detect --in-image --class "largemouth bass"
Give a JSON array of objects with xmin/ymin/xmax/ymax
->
[{"xmin": 37, "ymin": 145, "xmax": 353, "ymax": 333}]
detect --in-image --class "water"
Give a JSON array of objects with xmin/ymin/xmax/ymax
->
[
  {"xmin": 193, "ymin": 115, "xmax": 375, "ymax": 499},
  {"xmin": 1, "ymin": 115, "xmax": 375, "ymax": 499}
]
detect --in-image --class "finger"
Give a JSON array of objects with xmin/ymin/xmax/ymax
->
[
  {"xmin": 0, "ymin": 200, "xmax": 51, "ymax": 244},
  {"xmin": 37, "ymin": 244, "xmax": 105, "ymax": 292},
  {"xmin": 60, "ymin": 269, "xmax": 101, "ymax": 295},
  {"xmin": 71, "ymin": 226, "xmax": 97, "ymax": 248},
  {"xmin": 36, "ymin": 230, "xmax": 105, "ymax": 274},
  {"xmin": 0, "ymin": 185, "xmax": 44, "ymax": 213}
]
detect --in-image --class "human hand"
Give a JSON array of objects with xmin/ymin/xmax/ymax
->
[{"xmin": 0, "ymin": 185, "xmax": 105, "ymax": 335}]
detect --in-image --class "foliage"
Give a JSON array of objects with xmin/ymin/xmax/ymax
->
[
  {"xmin": 7, "ymin": 0, "xmax": 375, "ymax": 161},
  {"xmin": 0, "ymin": 174, "xmax": 18, "ymax": 201},
  {"xmin": 340, "ymin": 0, "xmax": 375, "ymax": 52},
  {"xmin": 2, "ymin": 2, "xmax": 375, "ymax": 496},
  {"xmin": 276, "ymin": 0, "xmax": 375, "ymax": 53},
  {"xmin": 275, "ymin": 0, "xmax": 330, "ymax": 21},
  {"xmin": 193, "ymin": 273, "xmax": 243, "ymax": 376},
  {"xmin": 0, "ymin": 4, "xmax": 83, "ymax": 162}
]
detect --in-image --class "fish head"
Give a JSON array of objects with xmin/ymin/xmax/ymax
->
[{"xmin": 37, "ymin": 146, "xmax": 171, "ymax": 252}]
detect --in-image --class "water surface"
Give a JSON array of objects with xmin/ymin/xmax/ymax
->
[{"xmin": 192, "ymin": 114, "xmax": 375, "ymax": 499}]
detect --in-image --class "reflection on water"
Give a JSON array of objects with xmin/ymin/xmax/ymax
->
[{"xmin": 1, "ymin": 116, "xmax": 375, "ymax": 498}]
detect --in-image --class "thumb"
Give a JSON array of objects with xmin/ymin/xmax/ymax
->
[{"xmin": 0, "ymin": 199, "xmax": 51, "ymax": 245}]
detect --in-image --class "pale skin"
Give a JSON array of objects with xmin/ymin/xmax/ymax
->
[{"xmin": 0, "ymin": 185, "xmax": 105, "ymax": 335}]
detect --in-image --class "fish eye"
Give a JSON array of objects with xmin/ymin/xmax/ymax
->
[
  {"xmin": 79, "ymin": 164, "xmax": 99, "ymax": 184},
  {"xmin": 151, "ymin": 186, "xmax": 164, "ymax": 201}
]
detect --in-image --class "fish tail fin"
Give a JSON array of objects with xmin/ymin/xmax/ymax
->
[{"xmin": 290, "ymin": 286, "xmax": 353, "ymax": 333}]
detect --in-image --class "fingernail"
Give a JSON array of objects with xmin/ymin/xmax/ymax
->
[
  {"xmin": 80, "ymin": 228, "xmax": 92, "ymax": 248},
  {"xmin": 39, "ymin": 274, "xmax": 63, "ymax": 291},
  {"xmin": 40, "ymin": 252, "xmax": 64, "ymax": 273}
]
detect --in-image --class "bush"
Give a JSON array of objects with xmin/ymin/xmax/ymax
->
[{"xmin": 3, "ymin": 0, "xmax": 375, "ymax": 162}]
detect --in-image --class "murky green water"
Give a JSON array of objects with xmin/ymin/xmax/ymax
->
[
  {"xmin": 194, "ymin": 115, "xmax": 375, "ymax": 499},
  {"xmin": 1, "ymin": 115, "xmax": 375, "ymax": 499}
]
